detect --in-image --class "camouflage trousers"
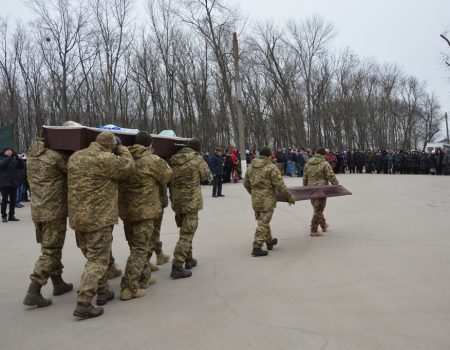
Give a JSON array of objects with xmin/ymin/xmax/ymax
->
[
  {"xmin": 149, "ymin": 212, "xmax": 164, "ymax": 258},
  {"xmin": 121, "ymin": 220, "xmax": 152, "ymax": 292},
  {"xmin": 30, "ymin": 218, "xmax": 67, "ymax": 286},
  {"xmin": 75, "ymin": 226, "xmax": 113, "ymax": 303},
  {"xmin": 310, "ymin": 198, "xmax": 327, "ymax": 232},
  {"xmin": 172, "ymin": 212, "xmax": 198, "ymax": 268},
  {"xmin": 253, "ymin": 210, "xmax": 274, "ymax": 248}
]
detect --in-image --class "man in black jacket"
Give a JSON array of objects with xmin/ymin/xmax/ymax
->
[
  {"xmin": 0, "ymin": 147, "xmax": 24, "ymax": 222},
  {"xmin": 209, "ymin": 148, "xmax": 224, "ymax": 197}
]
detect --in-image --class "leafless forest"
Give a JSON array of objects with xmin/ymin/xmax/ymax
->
[{"xmin": 0, "ymin": 0, "xmax": 445, "ymax": 152}]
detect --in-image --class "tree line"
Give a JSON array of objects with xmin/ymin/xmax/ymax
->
[{"xmin": 0, "ymin": 0, "xmax": 444, "ymax": 152}]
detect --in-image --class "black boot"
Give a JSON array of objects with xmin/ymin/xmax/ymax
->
[
  {"xmin": 96, "ymin": 289, "xmax": 115, "ymax": 306},
  {"xmin": 170, "ymin": 265, "xmax": 192, "ymax": 279},
  {"xmin": 73, "ymin": 302, "xmax": 104, "ymax": 318},
  {"xmin": 252, "ymin": 247, "xmax": 268, "ymax": 257},
  {"xmin": 266, "ymin": 238, "xmax": 278, "ymax": 251},
  {"xmin": 23, "ymin": 281, "xmax": 52, "ymax": 307},
  {"xmin": 185, "ymin": 257, "xmax": 197, "ymax": 270},
  {"xmin": 8, "ymin": 216, "xmax": 19, "ymax": 221},
  {"xmin": 51, "ymin": 275, "xmax": 73, "ymax": 296}
]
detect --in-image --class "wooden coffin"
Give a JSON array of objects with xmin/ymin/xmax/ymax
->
[
  {"xmin": 151, "ymin": 135, "xmax": 190, "ymax": 159},
  {"xmin": 43, "ymin": 126, "xmax": 190, "ymax": 158},
  {"xmin": 43, "ymin": 126, "xmax": 138, "ymax": 151},
  {"xmin": 277, "ymin": 185, "xmax": 352, "ymax": 202}
]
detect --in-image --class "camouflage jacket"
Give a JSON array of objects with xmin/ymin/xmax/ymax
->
[
  {"xmin": 303, "ymin": 154, "xmax": 339, "ymax": 186},
  {"xmin": 27, "ymin": 138, "xmax": 68, "ymax": 222},
  {"xmin": 68, "ymin": 143, "xmax": 134, "ymax": 232},
  {"xmin": 169, "ymin": 147, "xmax": 210, "ymax": 214},
  {"xmin": 243, "ymin": 156, "xmax": 290, "ymax": 211},
  {"xmin": 119, "ymin": 145, "xmax": 172, "ymax": 222}
]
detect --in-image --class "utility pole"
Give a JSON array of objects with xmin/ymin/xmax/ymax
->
[
  {"xmin": 445, "ymin": 112, "xmax": 449, "ymax": 142},
  {"xmin": 232, "ymin": 32, "xmax": 247, "ymax": 176}
]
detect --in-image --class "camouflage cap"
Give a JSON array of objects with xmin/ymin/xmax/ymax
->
[
  {"xmin": 96, "ymin": 131, "xmax": 117, "ymax": 149},
  {"xmin": 135, "ymin": 131, "xmax": 153, "ymax": 147},
  {"xmin": 186, "ymin": 138, "xmax": 201, "ymax": 152},
  {"xmin": 259, "ymin": 147, "xmax": 272, "ymax": 157}
]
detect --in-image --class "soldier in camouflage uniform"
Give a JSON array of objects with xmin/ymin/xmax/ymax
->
[
  {"xmin": 303, "ymin": 148, "xmax": 339, "ymax": 237},
  {"xmin": 68, "ymin": 132, "xmax": 134, "ymax": 318},
  {"xmin": 23, "ymin": 138, "xmax": 73, "ymax": 308},
  {"xmin": 118, "ymin": 131, "xmax": 172, "ymax": 299},
  {"xmin": 244, "ymin": 147, "xmax": 295, "ymax": 257},
  {"xmin": 169, "ymin": 139, "xmax": 210, "ymax": 279}
]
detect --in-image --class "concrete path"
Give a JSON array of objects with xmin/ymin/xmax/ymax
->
[{"xmin": 1, "ymin": 174, "xmax": 450, "ymax": 350}]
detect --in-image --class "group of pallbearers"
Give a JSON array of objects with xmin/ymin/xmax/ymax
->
[
  {"xmin": 23, "ymin": 128, "xmax": 338, "ymax": 319},
  {"xmin": 23, "ymin": 129, "xmax": 209, "ymax": 318}
]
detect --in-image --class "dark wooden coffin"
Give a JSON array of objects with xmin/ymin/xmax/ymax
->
[
  {"xmin": 43, "ymin": 126, "xmax": 190, "ymax": 158},
  {"xmin": 277, "ymin": 185, "xmax": 352, "ymax": 202},
  {"xmin": 151, "ymin": 135, "xmax": 190, "ymax": 159}
]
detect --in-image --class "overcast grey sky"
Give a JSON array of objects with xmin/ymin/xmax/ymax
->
[{"xmin": 2, "ymin": 0, "xmax": 450, "ymax": 129}]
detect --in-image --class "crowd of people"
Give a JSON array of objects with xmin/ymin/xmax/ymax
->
[
  {"xmin": 200, "ymin": 147, "xmax": 449, "ymax": 189},
  {"xmin": 272, "ymin": 148, "xmax": 450, "ymax": 177}
]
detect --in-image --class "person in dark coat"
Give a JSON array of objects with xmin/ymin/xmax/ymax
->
[
  {"xmin": 412, "ymin": 152, "xmax": 420, "ymax": 174},
  {"xmin": 400, "ymin": 152, "xmax": 408, "ymax": 174},
  {"xmin": 406, "ymin": 153, "xmax": 415, "ymax": 174},
  {"xmin": 296, "ymin": 149, "xmax": 307, "ymax": 177},
  {"xmin": 15, "ymin": 155, "xmax": 27, "ymax": 208},
  {"xmin": 209, "ymin": 148, "xmax": 224, "ymax": 197},
  {"xmin": 0, "ymin": 147, "xmax": 25, "ymax": 222},
  {"xmin": 354, "ymin": 150, "xmax": 365, "ymax": 173},
  {"xmin": 222, "ymin": 150, "xmax": 232, "ymax": 183},
  {"xmin": 419, "ymin": 152, "xmax": 430, "ymax": 174},
  {"xmin": 275, "ymin": 149, "xmax": 285, "ymax": 166},
  {"xmin": 245, "ymin": 150, "xmax": 252, "ymax": 165},
  {"xmin": 347, "ymin": 150, "xmax": 355, "ymax": 173},
  {"xmin": 442, "ymin": 150, "xmax": 449, "ymax": 175},
  {"xmin": 393, "ymin": 151, "xmax": 401, "ymax": 174},
  {"xmin": 436, "ymin": 148, "xmax": 443, "ymax": 175},
  {"xmin": 374, "ymin": 151, "xmax": 384, "ymax": 174}
]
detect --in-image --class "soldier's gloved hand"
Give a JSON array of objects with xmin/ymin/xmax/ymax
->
[
  {"xmin": 113, "ymin": 136, "xmax": 123, "ymax": 155},
  {"xmin": 287, "ymin": 194, "xmax": 295, "ymax": 205}
]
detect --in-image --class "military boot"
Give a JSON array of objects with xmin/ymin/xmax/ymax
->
[
  {"xmin": 321, "ymin": 224, "xmax": 330, "ymax": 232},
  {"xmin": 185, "ymin": 257, "xmax": 197, "ymax": 270},
  {"xmin": 51, "ymin": 275, "xmax": 73, "ymax": 296},
  {"xmin": 170, "ymin": 265, "xmax": 192, "ymax": 279},
  {"xmin": 96, "ymin": 289, "xmax": 115, "ymax": 306},
  {"xmin": 139, "ymin": 275, "xmax": 156, "ymax": 289},
  {"xmin": 120, "ymin": 287, "xmax": 146, "ymax": 300},
  {"xmin": 149, "ymin": 262, "xmax": 159, "ymax": 272},
  {"xmin": 266, "ymin": 238, "xmax": 278, "ymax": 251},
  {"xmin": 107, "ymin": 263, "xmax": 122, "ymax": 279},
  {"xmin": 251, "ymin": 247, "xmax": 268, "ymax": 257},
  {"xmin": 73, "ymin": 302, "xmax": 104, "ymax": 318},
  {"xmin": 156, "ymin": 252, "xmax": 170, "ymax": 265},
  {"xmin": 23, "ymin": 281, "xmax": 52, "ymax": 307}
]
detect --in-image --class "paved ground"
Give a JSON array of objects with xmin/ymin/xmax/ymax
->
[{"xmin": 1, "ymin": 174, "xmax": 450, "ymax": 350}]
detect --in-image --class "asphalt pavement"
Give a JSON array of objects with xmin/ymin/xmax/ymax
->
[{"xmin": 1, "ymin": 174, "xmax": 449, "ymax": 350}]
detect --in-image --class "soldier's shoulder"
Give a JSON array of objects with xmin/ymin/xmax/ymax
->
[{"xmin": 193, "ymin": 154, "xmax": 207, "ymax": 164}]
